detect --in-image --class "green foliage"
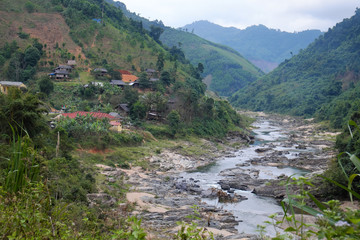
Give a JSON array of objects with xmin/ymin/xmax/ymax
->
[
  {"xmin": 167, "ymin": 110, "xmax": 180, "ymax": 136},
  {"xmin": 46, "ymin": 156, "xmax": 96, "ymax": 202},
  {"xmin": 230, "ymin": 9, "xmax": 360, "ymax": 128},
  {"xmin": 183, "ymin": 21, "xmax": 322, "ymax": 71},
  {"xmin": 149, "ymin": 25, "xmax": 164, "ymax": 44},
  {"xmin": 123, "ymin": 86, "xmax": 139, "ymax": 107},
  {"xmin": 5, "ymin": 43, "xmax": 41, "ymax": 82},
  {"xmin": 156, "ymin": 52, "xmax": 165, "ymax": 71},
  {"xmin": 142, "ymin": 123, "xmax": 171, "ymax": 138},
  {"xmin": 0, "ymin": 41, "xmax": 19, "ymax": 59},
  {"xmin": 0, "ymin": 90, "xmax": 47, "ymax": 139},
  {"xmin": 57, "ymin": 114, "xmax": 110, "ymax": 140},
  {"xmin": 0, "ymin": 183, "xmax": 75, "ymax": 239},
  {"xmin": 175, "ymin": 205, "xmax": 214, "ymax": 240},
  {"xmin": 138, "ymin": 72, "xmax": 150, "ymax": 89},
  {"xmin": 25, "ymin": 1, "xmax": 36, "ymax": 13},
  {"xmin": 140, "ymin": 92, "xmax": 168, "ymax": 113},
  {"xmin": 160, "ymin": 27, "xmax": 263, "ymax": 96},
  {"xmin": 111, "ymin": 216, "xmax": 147, "ymax": 240},
  {"xmin": 5, "ymin": 131, "xmax": 39, "ymax": 193},
  {"xmin": 130, "ymin": 101, "xmax": 147, "ymax": 120},
  {"xmin": 160, "ymin": 70, "xmax": 173, "ymax": 86},
  {"xmin": 263, "ymin": 175, "xmax": 360, "ymax": 240},
  {"xmin": 17, "ymin": 31, "xmax": 30, "ymax": 39},
  {"xmin": 0, "ymin": 54, "xmax": 5, "ymax": 67},
  {"xmin": 38, "ymin": 77, "xmax": 54, "ymax": 95}
]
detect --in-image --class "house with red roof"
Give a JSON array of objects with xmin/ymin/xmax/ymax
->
[
  {"xmin": 59, "ymin": 111, "xmax": 122, "ymax": 132},
  {"xmin": 61, "ymin": 111, "xmax": 115, "ymax": 119},
  {"xmin": 121, "ymin": 74, "xmax": 138, "ymax": 83}
]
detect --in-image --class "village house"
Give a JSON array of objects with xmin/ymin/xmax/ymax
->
[
  {"xmin": 129, "ymin": 80, "xmax": 139, "ymax": 88},
  {"xmin": 121, "ymin": 73, "xmax": 138, "ymax": 83},
  {"xmin": 110, "ymin": 80, "xmax": 127, "ymax": 88},
  {"xmin": 109, "ymin": 112, "xmax": 121, "ymax": 119},
  {"xmin": 52, "ymin": 69, "xmax": 70, "ymax": 79},
  {"xmin": 146, "ymin": 69, "xmax": 158, "ymax": 78},
  {"xmin": 55, "ymin": 65, "xmax": 73, "ymax": 72},
  {"xmin": 147, "ymin": 110, "xmax": 162, "ymax": 121},
  {"xmin": 116, "ymin": 103, "xmax": 130, "ymax": 116},
  {"xmin": 0, "ymin": 81, "xmax": 27, "ymax": 94},
  {"xmin": 59, "ymin": 111, "xmax": 122, "ymax": 132},
  {"xmin": 93, "ymin": 68, "xmax": 108, "ymax": 76},
  {"xmin": 67, "ymin": 60, "xmax": 77, "ymax": 68},
  {"xmin": 149, "ymin": 78, "xmax": 159, "ymax": 83}
]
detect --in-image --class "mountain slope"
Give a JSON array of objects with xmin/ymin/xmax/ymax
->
[
  {"xmin": 0, "ymin": 0, "xmax": 168, "ymax": 76},
  {"xmin": 106, "ymin": 0, "xmax": 263, "ymax": 96},
  {"xmin": 229, "ymin": 9, "xmax": 360, "ymax": 128},
  {"xmin": 160, "ymin": 28, "xmax": 263, "ymax": 96},
  {"xmin": 183, "ymin": 21, "xmax": 322, "ymax": 72}
]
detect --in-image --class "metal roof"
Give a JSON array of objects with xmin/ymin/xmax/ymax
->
[{"xmin": 0, "ymin": 81, "xmax": 26, "ymax": 87}]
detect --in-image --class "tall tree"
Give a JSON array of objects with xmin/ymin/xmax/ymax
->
[
  {"xmin": 0, "ymin": 89, "xmax": 47, "ymax": 138},
  {"xmin": 156, "ymin": 52, "xmax": 164, "ymax": 71},
  {"xmin": 149, "ymin": 25, "xmax": 164, "ymax": 43},
  {"xmin": 38, "ymin": 77, "xmax": 54, "ymax": 96},
  {"xmin": 138, "ymin": 72, "xmax": 150, "ymax": 89}
]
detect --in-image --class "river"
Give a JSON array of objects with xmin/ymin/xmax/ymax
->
[{"xmin": 179, "ymin": 117, "xmax": 319, "ymax": 235}]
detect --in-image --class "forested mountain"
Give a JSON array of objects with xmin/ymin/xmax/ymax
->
[
  {"xmin": 183, "ymin": 20, "xmax": 322, "ymax": 72},
  {"xmin": 229, "ymin": 9, "xmax": 360, "ymax": 128},
  {"xmin": 107, "ymin": 0, "xmax": 263, "ymax": 96},
  {"xmin": 160, "ymin": 28, "xmax": 263, "ymax": 96}
]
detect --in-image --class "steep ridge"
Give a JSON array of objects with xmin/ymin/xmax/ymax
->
[
  {"xmin": 183, "ymin": 20, "xmax": 322, "ymax": 72},
  {"xmin": 229, "ymin": 9, "xmax": 360, "ymax": 128},
  {"xmin": 160, "ymin": 27, "xmax": 263, "ymax": 96}
]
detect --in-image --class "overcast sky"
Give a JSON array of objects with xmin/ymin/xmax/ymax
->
[{"xmin": 117, "ymin": 0, "xmax": 359, "ymax": 32}]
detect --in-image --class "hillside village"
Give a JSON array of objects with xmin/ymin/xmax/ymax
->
[{"xmin": 1, "ymin": 0, "xmax": 360, "ymax": 239}]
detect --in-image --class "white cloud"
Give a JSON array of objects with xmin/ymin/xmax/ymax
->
[{"xmin": 118, "ymin": 0, "xmax": 359, "ymax": 31}]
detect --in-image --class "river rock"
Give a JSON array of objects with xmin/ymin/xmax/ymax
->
[
  {"xmin": 87, "ymin": 193, "xmax": 117, "ymax": 207},
  {"xmin": 255, "ymin": 147, "xmax": 273, "ymax": 153}
]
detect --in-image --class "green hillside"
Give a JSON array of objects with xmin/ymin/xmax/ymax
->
[
  {"xmin": 160, "ymin": 28, "xmax": 263, "ymax": 96},
  {"xmin": 0, "ymin": 0, "xmax": 253, "ymax": 238},
  {"xmin": 184, "ymin": 21, "xmax": 323, "ymax": 72},
  {"xmin": 105, "ymin": 0, "xmax": 263, "ymax": 96},
  {"xmin": 0, "ymin": 0, "xmax": 248, "ymax": 136},
  {"xmin": 229, "ymin": 8, "xmax": 360, "ymax": 128}
]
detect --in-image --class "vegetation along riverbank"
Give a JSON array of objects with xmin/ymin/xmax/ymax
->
[{"xmin": 1, "ymin": 0, "xmax": 360, "ymax": 239}]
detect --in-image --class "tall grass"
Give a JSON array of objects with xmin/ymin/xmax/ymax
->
[{"xmin": 4, "ymin": 126, "xmax": 39, "ymax": 193}]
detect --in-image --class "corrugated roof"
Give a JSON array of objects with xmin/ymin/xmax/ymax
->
[
  {"xmin": 117, "ymin": 70, "xmax": 132, "ymax": 75},
  {"xmin": 58, "ymin": 65, "xmax": 72, "ymax": 69},
  {"xmin": 0, "ymin": 81, "xmax": 26, "ymax": 87},
  {"xmin": 55, "ymin": 69, "xmax": 69, "ymax": 74},
  {"xmin": 94, "ymin": 68, "xmax": 108, "ymax": 73},
  {"xmin": 109, "ymin": 121, "xmax": 121, "ymax": 126},
  {"xmin": 122, "ymin": 74, "xmax": 138, "ymax": 83},
  {"xmin": 67, "ymin": 60, "xmax": 76, "ymax": 65},
  {"xmin": 111, "ymin": 80, "xmax": 126, "ymax": 86},
  {"xmin": 62, "ymin": 111, "xmax": 115, "ymax": 119}
]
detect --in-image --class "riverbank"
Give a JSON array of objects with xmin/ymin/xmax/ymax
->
[{"xmin": 91, "ymin": 112, "xmax": 339, "ymax": 239}]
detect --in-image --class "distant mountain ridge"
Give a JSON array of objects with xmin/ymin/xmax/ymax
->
[{"xmin": 183, "ymin": 20, "xmax": 323, "ymax": 72}]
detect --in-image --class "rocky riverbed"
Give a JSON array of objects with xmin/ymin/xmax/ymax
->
[{"xmin": 90, "ymin": 113, "xmax": 338, "ymax": 239}]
